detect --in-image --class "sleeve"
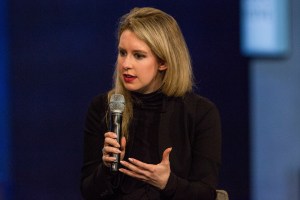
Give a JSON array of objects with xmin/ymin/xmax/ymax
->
[
  {"xmin": 161, "ymin": 97, "xmax": 222, "ymax": 200},
  {"xmin": 80, "ymin": 94, "xmax": 121, "ymax": 200}
]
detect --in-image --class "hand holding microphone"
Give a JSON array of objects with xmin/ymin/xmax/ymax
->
[
  {"xmin": 102, "ymin": 94, "xmax": 126, "ymax": 172},
  {"xmin": 102, "ymin": 132, "xmax": 126, "ymax": 168}
]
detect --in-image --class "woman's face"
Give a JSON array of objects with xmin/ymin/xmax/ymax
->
[{"xmin": 117, "ymin": 30, "xmax": 167, "ymax": 94}]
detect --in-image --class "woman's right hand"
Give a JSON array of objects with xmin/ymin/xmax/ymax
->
[{"xmin": 102, "ymin": 132, "xmax": 126, "ymax": 167}]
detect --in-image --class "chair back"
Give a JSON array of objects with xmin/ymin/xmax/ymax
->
[{"xmin": 216, "ymin": 190, "xmax": 229, "ymax": 200}]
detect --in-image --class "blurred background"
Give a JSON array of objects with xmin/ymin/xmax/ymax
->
[{"xmin": 0, "ymin": 0, "xmax": 299, "ymax": 200}]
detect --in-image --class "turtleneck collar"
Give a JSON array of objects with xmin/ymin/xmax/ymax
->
[{"xmin": 131, "ymin": 90, "xmax": 164, "ymax": 111}]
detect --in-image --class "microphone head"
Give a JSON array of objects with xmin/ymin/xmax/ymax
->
[{"xmin": 109, "ymin": 94, "xmax": 125, "ymax": 113}]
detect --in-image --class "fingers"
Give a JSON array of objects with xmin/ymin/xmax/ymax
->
[
  {"xmin": 104, "ymin": 132, "xmax": 120, "ymax": 148},
  {"xmin": 102, "ymin": 132, "xmax": 126, "ymax": 167},
  {"xmin": 119, "ymin": 149, "xmax": 172, "ymax": 189},
  {"xmin": 120, "ymin": 147, "xmax": 172, "ymax": 172},
  {"xmin": 125, "ymin": 158, "xmax": 152, "ymax": 171},
  {"xmin": 102, "ymin": 154, "xmax": 117, "ymax": 166},
  {"xmin": 119, "ymin": 159, "xmax": 152, "ymax": 179},
  {"xmin": 102, "ymin": 146, "xmax": 121, "ymax": 155},
  {"xmin": 118, "ymin": 165, "xmax": 148, "ymax": 181}
]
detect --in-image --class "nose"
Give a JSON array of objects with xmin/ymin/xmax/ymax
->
[{"xmin": 121, "ymin": 56, "xmax": 132, "ymax": 71}]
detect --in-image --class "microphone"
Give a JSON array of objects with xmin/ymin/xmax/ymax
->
[{"xmin": 109, "ymin": 94, "xmax": 125, "ymax": 172}]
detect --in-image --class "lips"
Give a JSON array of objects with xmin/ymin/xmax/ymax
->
[{"xmin": 123, "ymin": 74, "xmax": 137, "ymax": 83}]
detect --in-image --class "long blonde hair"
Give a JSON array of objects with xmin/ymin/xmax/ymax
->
[{"xmin": 108, "ymin": 7, "xmax": 194, "ymax": 140}]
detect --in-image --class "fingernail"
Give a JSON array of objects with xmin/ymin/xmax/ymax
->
[{"xmin": 128, "ymin": 158, "xmax": 133, "ymax": 162}]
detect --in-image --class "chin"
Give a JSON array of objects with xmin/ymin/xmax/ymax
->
[
  {"xmin": 123, "ymin": 83, "xmax": 147, "ymax": 93},
  {"xmin": 124, "ymin": 85, "xmax": 139, "ymax": 92}
]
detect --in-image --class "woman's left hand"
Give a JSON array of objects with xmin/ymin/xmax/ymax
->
[{"xmin": 119, "ymin": 147, "xmax": 172, "ymax": 190}]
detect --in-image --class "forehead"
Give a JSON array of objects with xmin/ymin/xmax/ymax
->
[{"xmin": 119, "ymin": 30, "xmax": 151, "ymax": 51}]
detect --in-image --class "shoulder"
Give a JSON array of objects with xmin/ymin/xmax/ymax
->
[
  {"xmin": 183, "ymin": 92, "xmax": 215, "ymax": 107},
  {"xmin": 177, "ymin": 92, "xmax": 218, "ymax": 114},
  {"xmin": 184, "ymin": 93, "xmax": 219, "ymax": 118},
  {"xmin": 84, "ymin": 93, "xmax": 109, "ymax": 134},
  {"xmin": 165, "ymin": 92, "xmax": 219, "ymax": 118},
  {"xmin": 87, "ymin": 93, "xmax": 109, "ymax": 114},
  {"xmin": 90, "ymin": 93, "xmax": 108, "ymax": 106},
  {"xmin": 185, "ymin": 92, "xmax": 220, "ymax": 121}
]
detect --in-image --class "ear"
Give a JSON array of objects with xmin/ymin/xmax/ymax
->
[{"xmin": 158, "ymin": 63, "xmax": 167, "ymax": 71}]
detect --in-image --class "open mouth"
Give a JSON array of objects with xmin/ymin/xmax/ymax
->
[
  {"xmin": 123, "ymin": 74, "xmax": 137, "ymax": 82},
  {"xmin": 124, "ymin": 74, "xmax": 135, "ymax": 78}
]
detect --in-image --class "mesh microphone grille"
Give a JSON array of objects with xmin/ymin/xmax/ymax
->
[{"xmin": 109, "ymin": 94, "xmax": 125, "ymax": 113}]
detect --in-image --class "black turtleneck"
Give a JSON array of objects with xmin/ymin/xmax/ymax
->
[
  {"xmin": 130, "ymin": 90, "xmax": 163, "ymax": 163},
  {"xmin": 81, "ymin": 91, "xmax": 221, "ymax": 200},
  {"xmin": 120, "ymin": 90, "xmax": 164, "ymax": 199}
]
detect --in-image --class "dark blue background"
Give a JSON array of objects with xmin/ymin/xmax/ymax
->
[{"xmin": 7, "ymin": 1, "xmax": 249, "ymax": 199}]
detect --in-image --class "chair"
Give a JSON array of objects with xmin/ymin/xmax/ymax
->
[{"xmin": 216, "ymin": 190, "xmax": 229, "ymax": 200}]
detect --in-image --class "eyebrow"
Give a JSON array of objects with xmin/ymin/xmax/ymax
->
[{"xmin": 118, "ymin": 47, "xmax": 148, "ymax": 54}]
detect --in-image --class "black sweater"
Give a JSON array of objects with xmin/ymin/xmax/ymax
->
[{"xmin": 80, "ymin": 92, "xmax": 222, "ymax": 200}]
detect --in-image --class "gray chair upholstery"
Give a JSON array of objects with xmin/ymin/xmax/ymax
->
[{"xmin": 216, "ymin": 190, "xmax": 229, "ymax": 200}]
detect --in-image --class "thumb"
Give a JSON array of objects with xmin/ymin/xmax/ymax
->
[
  {"xmin": 120, "ymin": 136, "xmax": 126, "ymax": 151},
  {"xmin": 161, "ymin": 147, "xmax": 172, "ymax": 165},
  {"xmin": 120, "ymin": 137, "xmax": 127, "ymax": 160}
]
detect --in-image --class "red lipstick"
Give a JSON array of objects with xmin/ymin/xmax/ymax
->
[{"xmin": 123, "ymin": 74, "xmax": 136, "ymax": 83}]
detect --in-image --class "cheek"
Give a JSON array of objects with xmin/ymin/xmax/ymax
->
[
  {"xmin": 141, "ymin": 68, "xmax": 158, "ymax": 81},
  {"xmin": 116, "ymin": 58, "xmax": 121, "ymax": 67},
  {"xmin": 117, "ymin": 56, "xmax": 124, "ymax": 67},
  {"xmin": 116, "ymin": 61, "xmax": 123, "ymax": 71}
]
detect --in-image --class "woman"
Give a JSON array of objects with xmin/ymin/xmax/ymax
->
[{"xmin": 81, "ymin": 7, "xmax": 221, "ymax": 200}]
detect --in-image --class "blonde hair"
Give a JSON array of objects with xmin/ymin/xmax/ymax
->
[{"xmin": 108, "ymin": 7, "xmax": 194, "ymax": 139}]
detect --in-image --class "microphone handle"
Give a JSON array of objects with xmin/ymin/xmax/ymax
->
[{"xmin": 110, "ymin": 113, "xmax": 122, "ymax": 172}]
